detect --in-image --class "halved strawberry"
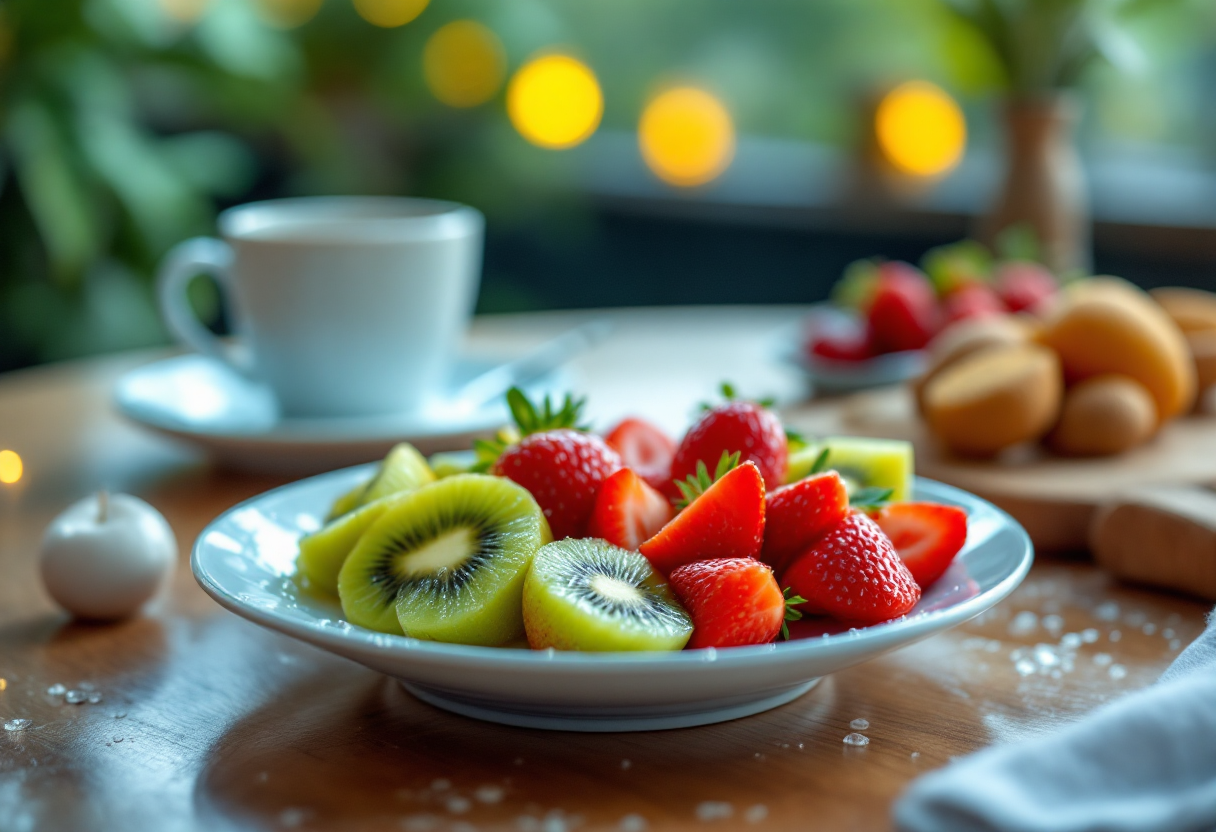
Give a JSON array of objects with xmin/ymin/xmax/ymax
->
[
  {"xmin": 783, "ymin": 511, "xmax": 920, "ymax": 624},
  {"xmin": 604, "ymin": 418, "xmax": 676, "ymax": 493},
  {"xmin": 639, "ymin": 455, "xmax": 765, "ymax": 577},
  {"xmin": 587, "ymin": 468, "xmax": 674, "ymax": 550},
  {"xmin": 761, "ymin": 471, "xmax": 849, "ymax": 576},
  {"xmin": 669, "ymin": 558, "xmax": 803, "ymax": 648},
  {"xmin": 870, "ymin": 502, "xmax": 967, "ymax": 589}
]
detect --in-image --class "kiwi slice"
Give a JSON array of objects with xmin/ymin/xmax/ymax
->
[
  {"xmin": 326, "ymin": 482, "xmax": 368, "ymax": 521},
  {"xmin": 298, "ymin": 495, "xmax": 402, "ymax": 597},
  {"xmin": 786, "ymin": 436, "xmax": 914, "ymax": 501},
  {"xmin": 338, "ymin": 474, "xmax": 551, "ymax": 642},
  {"xmin": 523, "ymin": 539, "xmax": 692, "ymax": 652},
  {"xmin": 428, "ymin": 450, "xmax": 476, "ymax": 479},
  {"xmin": 358, "ymin": 443, "xmax": 436, "ymax": 507}
]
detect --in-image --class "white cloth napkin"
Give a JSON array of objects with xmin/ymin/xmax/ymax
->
[{"xmin": 894, "ymin": 612, "xmax": 1216, "ymax": 832}]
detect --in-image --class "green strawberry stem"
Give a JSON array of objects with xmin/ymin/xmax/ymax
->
[
  {"xmin": 849, "ymin": 486, "xmax": 894, "ymax": 512},
  {"xmin": 673, "ymin": 450, "xmax": 740, "ymax": 509},
  {"xmin": 780, "ymin": 586, "xmax": 807, "ymax": 641},
  {"xmin": 472, "ymin": 387, "xmax": 589, "ymax": 471}
]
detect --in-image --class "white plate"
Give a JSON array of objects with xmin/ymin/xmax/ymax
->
[
  {"xmin": 192, "ymin": 467, "xmax": 1033, "ymax": 732},
  {"xmin": 115, "ymin": 354, "xmax": 567, "ymax": 474},
  {"xmin": 779, "ymin": 306, "xmax": 927, "ymax": 393}
]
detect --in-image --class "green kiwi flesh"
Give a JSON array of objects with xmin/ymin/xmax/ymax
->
[
  {"xmin": 338, "ymin": 474, "xmax": 550, "ymax": 642},
  {"xmin": 298, "ymin": 494, "xmax": 403, "ymax": 597},
  {"xmin": 358, "ymin": 443, "xmax": 436, "ymax": 507},
  {"xmin": 523, "ymin": 539, "xmax": 692, "ymax": 651},
  {"xmin": 326, "ymin": 482, "xmax": 368, "ymax": 521}
]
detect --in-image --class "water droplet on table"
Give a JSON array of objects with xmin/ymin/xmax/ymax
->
[
  {"xmin": 695, "ymin": 801, "xmax": 733, "ymax": 821},
  {"xmin": 1110, "ymin": 629, "xmax": 1122, "ymax": 642},
  {"xmin": 850, "ymin": 718, "xmax": 869, "ymax": 730},
  {"xmin": 1093, "ymin": 653, "xmax": 1113, "ymax": 667},
  {"xmin": 475, "ymin": 785, "xmax": 504, "ymax": 804},
  {"xmin": 744, "ymin": 804, "xmax": 768, "ymax": 823},
  {"xmin": 65, "ymin": 690, "xmax": 87, "ymax": 704},
  {"xmin": 619, "ymin": 813, "xmax": 648, "ymax": 831},
  {"xmin": 87, "ymin": 692, "xmax": 102, "ymax": 704},
  {"xmin": 1008, "ymin": 611, "xmax": 1037, "ymax": 636},
  {"xmin": 430, "ymin": 778, "xmax": 451, "ymax": 792},
  {"xmin": 446, "ymin": 796, "xmax": 470, "ymax": 814},
  {"xmin": 1080, "ymin": 628, "xmax": 1100, "ymax": 643},
  {"xmin": 620, "ymin": 759, "xmax": 632, "ymax": 770},
  {"xmin": 4, "ymin": 718, "xmax": 31, "ymax": 732},
  {"xmin": 842, "ymin": 733, "xmax": 869, "ymax": 747},
  {"xmin": 1109, "ymin": 664, "xmax": 1127, "ymax": 680},
  {"xmin": 46, "ymin": 684, "xmax": 66, "ymax": 696}
]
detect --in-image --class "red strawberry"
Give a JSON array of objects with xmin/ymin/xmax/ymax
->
[
  {"xmin": 810, "ymin": 330, "xmax": 873, "ymax": 362},
  {"xmin": 669, "ymin": 558, "xmax": 801, "ymax": 648},
  {"xmin": 494, "ymin": 429, "xmax": 621, "ymax": 540},
  {"xmin": 995, "ymin": 261, "xmax": 1057, "ymax": 314},
  {"xmin": 943, "ymin": 283, "xmax": 1003, "ymax": 324},
  {"xmin": 587, "ymin": 468, "xmax": 674, "ymax": 550},
  {"xmin": 640, "ymin": 458, "xmax": 765, "ymax": 577},
  {"xmin": 605, "ymin": 418, "xmax": 676, "ymax": 492},
  {"xmin": 871, "ymin": 502, "xmax": 967, "ymax": 589},
  {"xmin": 866, "ymin": 262, "xmax": 939, "ymax": 353},
  {"xmin": 783, "ymin": 511, "xmax": 920, "ymax": 624},
  {"xmin": 761, "ymin": 471, "xmax": 849, "ymax": 576},
  {"xmin": 670, "ymin": 393, "xmax": 787, "ymax": 494}
]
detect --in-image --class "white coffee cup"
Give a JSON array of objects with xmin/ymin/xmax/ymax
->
[{"xmin": 157, "ymin": 196, "xmax": 483, "ymax": 418}]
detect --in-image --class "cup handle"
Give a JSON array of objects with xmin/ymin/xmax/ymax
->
[{"xmin": 156, "ymin": 237, "xmax": 251, "ymax": 375}]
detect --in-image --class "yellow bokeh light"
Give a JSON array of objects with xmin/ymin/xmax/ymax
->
[
  {"xmin": 352, "ymin": 0, "xmax": 428, "ymax": 28},
  {"xmin": 507, "ymin": 54, "xmax": 603, "ymax": 150},
  {"xmin": 639, "ymin": 87, "xmax": 735, "ymax": 188},
  {"xmin": 423, "ymin": 21, "xmax": 506, "ymax": 108},
  {"xmin": 159, "ymin": 0, "xmax": 210, "ymax": 24},
  {"xmin": 255, "ymin": 0, "xmax": 324, "ymax": 28},
  {"xmin": 875, "ymin": 81, "xmax": 967, "ymax": 177},
  {"xmin": 0, "ymin": 450, "xmax": 23, "ymax": 485}
]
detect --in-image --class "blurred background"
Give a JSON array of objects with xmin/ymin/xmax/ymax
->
[{"xmin": 0, "ymin": 0, "xmax": 1213, "ymax": 373}]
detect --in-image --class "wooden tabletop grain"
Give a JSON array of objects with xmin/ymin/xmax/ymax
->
[{"xmin": 0, "ymin": 307, "xmax": 1207, "ymax": 832}]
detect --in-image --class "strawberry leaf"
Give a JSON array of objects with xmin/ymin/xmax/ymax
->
[
  {"xmin": 504, "ymin": 387, "xmax": 588, "ymax": 436},
  {"xmin": 674, "ymin": 450, "xmax": 740, "ymax": 509},
  {"xmin": 808, "ymin": 447, "xmax": 831, "ymax": 476},
  {"xmin": 780, "ymin": 586, "xmax": 807, "ymax": 640},
  {"xmin": 850, "ymin": 486, "xmax": 894, "ymax": 511}
]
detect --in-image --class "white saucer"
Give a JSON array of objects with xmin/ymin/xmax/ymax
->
[
  {"xmin": 191, "ymin": 467, "xmax": 1033, "ymax": 732},
  {"xmin": 115, "ymin": 354, "xmax": 567, "ymax": 474}
]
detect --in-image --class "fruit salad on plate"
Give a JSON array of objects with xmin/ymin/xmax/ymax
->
[
  {"xmin": 295, "ymin": 386, "xmax": 969, "ymax": 652},
  {"xmin": 798, "ymin": 239, "xmax": 1062, "ymax": 391}
]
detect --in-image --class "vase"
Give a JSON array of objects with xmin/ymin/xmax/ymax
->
[{"xmin": 980, "ymin": 96, "xmax": 1091, "ymax": 274}]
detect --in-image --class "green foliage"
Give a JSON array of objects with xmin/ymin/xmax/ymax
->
[{"xmin": 938, "ymin": 0, "xmax": 1179, "ymax": 93}]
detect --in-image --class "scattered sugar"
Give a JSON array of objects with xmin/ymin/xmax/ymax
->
[
  {"xmin": 744, "ymin": 804, "xmax": 768, "ymax": 824},
  {"xmin": 475, "ymin": 785, "xmax": 504, "ymax": 804},
  {"xmin": 695, "ymin": 802, "xmax": 733, "ymax": 822},
  {"xmin": 1008, "ymin": 611, "xmax": 1038, "ymax": 636}
]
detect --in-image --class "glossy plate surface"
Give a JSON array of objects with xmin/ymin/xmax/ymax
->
[
  {"xmin": 115, "ymin": 354, "xmax": 566, "ymax": 473},
  {"xmin": 192, "ymin": 468, "xmax": 1033, "ymax": 731}
]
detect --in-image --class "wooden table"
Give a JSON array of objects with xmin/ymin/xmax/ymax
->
[{"xmin": 0, "ymin": 308, "xmax": 1207, "ymax": 832}]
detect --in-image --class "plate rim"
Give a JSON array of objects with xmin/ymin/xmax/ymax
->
[{"xmin": 191, "ymin": 469, "xmax": 1034, "ymax": 670}]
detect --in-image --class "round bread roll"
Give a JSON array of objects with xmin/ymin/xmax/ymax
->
[
  {"xmin": 1038, "ymin": 278, "xmax": 1194, "ymax": 422},
  {"xmin": 1187, "ymin": 330, "xmax": 1216, "ymax": 398},
  {"xmin": 1048, "ymin": 375, "xmax": 1157, "ymax": 457},
  {"xmin": 913, "ymin": 316, "xmax": 1030, "ymax": 414},
  {"xmin": 1150, "ymin": 287, "xmax": 1216, "ymax": 334},
  {"xmin": 922, "ymin": 344, "xmax": 1063, "ymax": 458}
]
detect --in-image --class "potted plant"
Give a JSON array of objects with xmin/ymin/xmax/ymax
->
[{"xmin": 941, "ymin": 0, "xmax": 1170, "ymax": 273}]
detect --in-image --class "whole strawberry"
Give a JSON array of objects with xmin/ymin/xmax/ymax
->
[
  {"xmin": 487, "ymin": 389, "xmax": 621, "ymax": 540},
  {"xmin": 782, "ymin": 511, "xmax": 920, "ymax": 624},
  {"xmin": 669, "ymin": 384, "xmax": 787, "ymax": 493}
]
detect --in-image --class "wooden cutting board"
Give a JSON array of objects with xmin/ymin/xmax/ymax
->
[{"xmin": 785, "ymin": 386, "xmax": 1216, "ymax": 553}]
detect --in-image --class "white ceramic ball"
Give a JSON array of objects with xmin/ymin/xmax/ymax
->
[{"xmin": 40, "ymin": 493, "xmax": 177, "ymax": 620}]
